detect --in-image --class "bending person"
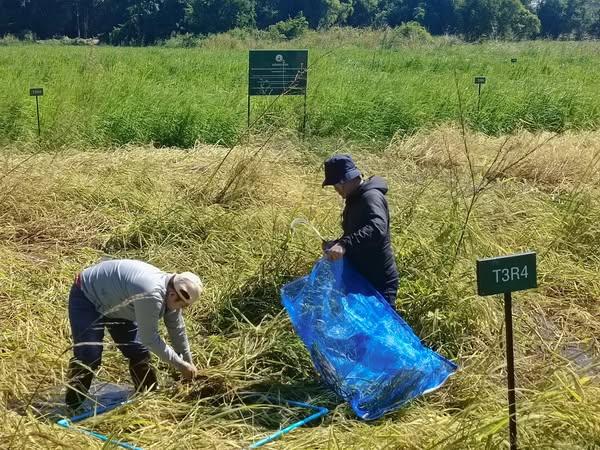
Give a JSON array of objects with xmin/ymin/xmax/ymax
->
[{"xmin": 65, "ymin": 259, "xmax": 202, "ymax": 410}]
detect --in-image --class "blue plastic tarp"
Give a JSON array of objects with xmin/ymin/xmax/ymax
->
[{"xmin": 281, "ymin": 258, "xmax": 458, "ymax": 420}]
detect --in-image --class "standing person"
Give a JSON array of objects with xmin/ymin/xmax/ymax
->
[
  {"xmin": 65, "ymin": 259, "xmax": 202, "ymax": 410},
  {"xmin": 322, "ymin": 154, "xmax": 399, "ymax": 307}
]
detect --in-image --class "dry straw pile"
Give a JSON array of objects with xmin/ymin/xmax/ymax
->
[{"xmin": 1, "ymin": 127, "xmax": 599, "ymax": 448}]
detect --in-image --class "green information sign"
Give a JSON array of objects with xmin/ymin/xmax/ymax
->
[
  {"xmin": 30, "ymin": 88, "xmax": 44, "ymax": 96},
  {"xmin": 474, "ymin": 76, "xmax": 486, "ymax": 85},
  {"xmin": 476, "ymin": 251, "xmax": 537, "ymax": 296},
  {"xmin": 248, "ymin": 50, "xmax": 308, "ymax": 96}
]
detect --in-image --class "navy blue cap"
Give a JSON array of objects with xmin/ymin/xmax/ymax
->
[{"xmin": 322, "ymin": 154, "xmax": 361, "ymax": 187}]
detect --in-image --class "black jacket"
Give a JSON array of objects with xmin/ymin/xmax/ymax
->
[{"xmin": 338, "ymin": 176, "xmax": 399, "ymax": 304}]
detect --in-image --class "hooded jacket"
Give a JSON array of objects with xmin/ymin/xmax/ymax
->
[{"xmin": 338, "ymin": 176, "xmax": 399, "ymax": 304}]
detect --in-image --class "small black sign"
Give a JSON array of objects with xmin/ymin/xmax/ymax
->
[
  {"xmin": 474, "ymin": 77, "xmax": 486, "ymax": 85},
  {"xmin": 511, "ymin": 58, "xmax": 517, "ymax": 63},
  {"xmin": 30, "ymin": 88, "xmax": 44, "ymax": 96}
]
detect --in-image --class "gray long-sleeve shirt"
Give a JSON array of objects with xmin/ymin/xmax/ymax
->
[{"xmin": 80, "ymin": 259, "xmax": 192, "ymax": 371}]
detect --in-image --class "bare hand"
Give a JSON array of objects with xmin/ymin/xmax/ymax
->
[
  {"xmin": 325, "ymin": 243, "xmax": 345, "ymax": 261},
  {"xmin": 180, "ymin": 361, "xmax": 198, "ymax": 380},
  {"xmin": 321, "ymin": 240, "xmax": 336, "ymax": 253}
]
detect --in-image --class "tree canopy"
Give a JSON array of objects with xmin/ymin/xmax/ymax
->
[{"xmin": 0, "ymin": 0, "xmax": 598, "ymax": 44}]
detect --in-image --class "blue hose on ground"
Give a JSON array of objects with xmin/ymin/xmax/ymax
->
[
  {"xmin": 55, "ymin": 399, "xmax": 143, "ymax": 450},
  {"xmin": 55, "ymin": 393, "xmax": 327, "ymax": 449},
  {"xmin": 249, "ymin": 397, "xmax": 329, "ymax": 449}
]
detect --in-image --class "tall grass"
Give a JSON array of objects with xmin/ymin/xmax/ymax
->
[
  {"xmin": 1, "ymin": 35, "xmax": 600, "ymax": 149},
  {"xmin": 1, "ymin": 127, "xmax": 599, "ymax": 448}
]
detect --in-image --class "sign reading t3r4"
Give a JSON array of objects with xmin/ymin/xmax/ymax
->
[
  {"xmin": 476, "ymin": 251, "xmax": 537, "ymax": 296},
  {"xmin": 476, "ymin": 250, "xmax": 537, "ymax": 450}
]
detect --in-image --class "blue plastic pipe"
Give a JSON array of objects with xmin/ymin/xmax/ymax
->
[
  {"xmin": 56, "ymin": 399, "xmax": 143, "ymax": 450},
  {"xmin": 56, "ymin": 394, "xmax": 327, "ymax": 449},
  {"xmin": 249, "ymin": 398, "xmax": 329, "ymax": 449}
]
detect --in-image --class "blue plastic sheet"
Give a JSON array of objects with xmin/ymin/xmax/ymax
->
[{"xmin": 281, "ymin": 258, "xmax": 458, "ymax": 420}]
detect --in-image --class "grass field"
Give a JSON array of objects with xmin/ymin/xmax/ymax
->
[
  {"xmin": 1, "ymin": 33, "xmax": 600, "ymax": 148},
  {"xmin": 1, "ymin": 124, "xmax": 599, "ymax": 448}
]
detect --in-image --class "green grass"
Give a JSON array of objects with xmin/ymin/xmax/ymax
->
[
  {"xmin": 1, "ymin": 35, "xmax": 600, "ymax": 148},
  {"xmin": 1, "ymin": 127, "xmax": 599, "ymax": 448}
]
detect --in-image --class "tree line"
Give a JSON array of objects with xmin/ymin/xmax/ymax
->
[{"xmin": 1, "ymin": 0, "xmax": 599, "ymax": 44}]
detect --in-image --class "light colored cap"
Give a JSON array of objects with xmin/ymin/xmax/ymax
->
[{"xmin": 173, "ymin": 272, "xmax": 203, "ymax": 305}]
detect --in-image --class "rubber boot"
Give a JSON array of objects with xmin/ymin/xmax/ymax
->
[
  {"xmin": 129, "ymin": 358, "xmax": 158, "ymax": 393},
  {"xmin": 65, "ymin": 359, "xmax": 94, "ymax": 411}
]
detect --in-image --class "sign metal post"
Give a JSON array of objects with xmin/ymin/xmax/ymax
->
[
  {"xmin": 30, "ymin": 88, "xmax": 44, "ymax": 136},
  {"xmin": 476, "ymin": 251, "xmax": 537, "ymax": 450},
  {"xmin": 474, "ymin": 76, "xmax": 486, "ymax": 113}
]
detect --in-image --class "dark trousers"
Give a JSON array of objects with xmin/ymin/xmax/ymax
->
[
  {"xmin": 68, "ymin": 283, "xmax": 149, "ymax": 369},
  {"xmin": 380, "ymin": 284, "xmax": 398, "ymax": 309}
]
